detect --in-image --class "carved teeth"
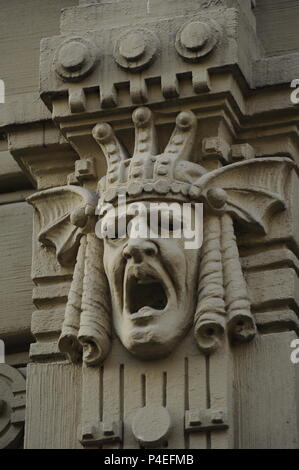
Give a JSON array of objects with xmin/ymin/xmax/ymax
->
[{"xmin": 139, "ymin": 306, "xmax": 152, "ymax": 313}]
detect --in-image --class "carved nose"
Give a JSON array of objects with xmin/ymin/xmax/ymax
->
[{"xmin": 122, "ymin": 239, "xmax": 158, "ymax": 263}]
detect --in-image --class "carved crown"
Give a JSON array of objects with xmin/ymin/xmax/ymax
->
[{"xmin": 92, "ymin": 107, "xmax": 207, "ymax": 205}]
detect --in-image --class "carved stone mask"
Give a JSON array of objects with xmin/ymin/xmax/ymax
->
[
  {"xmin": 28, "ymin": 106, "xmax": 294, "ymax": 366},
  {"xmin": 101, "ymin": 201, "xmax": 200, "ymax": 359}
]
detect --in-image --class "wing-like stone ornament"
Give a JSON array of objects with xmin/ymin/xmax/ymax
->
[
  {"xmin": 28, "ymin": 185, "xmax": 112, "ymax": 366},
  {"xmin": 193, "ymin": 157, "xmax": 295, "ymax": 353}
]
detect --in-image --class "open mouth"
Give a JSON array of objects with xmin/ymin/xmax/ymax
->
[{"xmin": 126, "ymin": 273, "xmax": 168, "ymax": 315}]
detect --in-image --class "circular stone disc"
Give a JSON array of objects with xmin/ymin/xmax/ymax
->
[
  {"xmin": 132, "ymin": 405, "xmax": 171, "ymax": 447},
  {"xmin": 180, "ymin": 21, "xmax": 209, "ymax": 51},
  {"xmin": 58, "ymin": 42, "xmax": 86, "ymax": 71},
  {"xmin": 119, "ymin": 32, "xmax": 146, "ymax": 61}
]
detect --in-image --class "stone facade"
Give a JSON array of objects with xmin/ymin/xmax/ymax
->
[{"xmin": 1, "ymin": 0, "xmax": 299, "ymax": 449}]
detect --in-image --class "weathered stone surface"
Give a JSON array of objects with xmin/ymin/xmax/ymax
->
[
  {"xmin": 24, "ymin": 363, "xmax": 82, "ymax": 449},
  {"xmin": 255, "ymin": 0, "xmax": 299, "ymax": 57},
  {"xmin": 0, "ymin": 151, "xmax": 31, "ymax": 191},
  {"xmin": 0, "ymin": 202, "xmax": 33, "ymax": 345},
  {"xmin": 0, "ymin": 0, "xmax": 76, "ymax": 98},
  {"xmin": 234, "ymin": 332, "xmax": 299, "ymax": 449}
]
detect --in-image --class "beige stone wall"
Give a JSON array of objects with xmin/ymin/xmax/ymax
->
[
  {"xmin": 0, "ymin": 0, "xmax": 76, "ymax": 98},
  {"xmin": 0, "ymin": 201, "xmax": 33, "ymax": 346},
  {"xmin": 256, "ymin": 0, "xmax": 299, "ymax": 57}
]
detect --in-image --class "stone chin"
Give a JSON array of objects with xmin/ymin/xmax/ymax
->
[{"xmin": 118, "ymin": 315, "xmax": 193, "ymax": 360}]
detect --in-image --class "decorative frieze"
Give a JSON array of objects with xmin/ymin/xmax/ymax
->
[{"xmin": 40, "ymin": 3, "xmax": 258, "ymax": 115}]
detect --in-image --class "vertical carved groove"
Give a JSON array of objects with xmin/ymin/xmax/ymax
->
[
  {"xmin": 119, "ymin": 364, "xmax": 124, "ymax": 419},
  {"xmin": 194, "ymin": 214, "xmax": 226, "ymax": 354},
  {"xmin": 119, "ymin": 363, "xmax": 124, "ymax": 449},
  {"xmin": 206, "ymin": 432, "xmax": 212, "ymax": 449},
  {"xmin": 78, "ymin": 233, "xmax": 112, "ymax": 366},
  {"xmin": 100, "ymin": 366, "xmax": 104, "ymax": 421},
  {"xmin": 184, "ymin": 358, "xmax": 189, "ymax": 449},
  {"xmin": 221, "ymin": 213, "xmax": 256, "ymax": 342},
  {"xmin": 206, "ymin": 355, "xmax": 211, "ymax": 409},
  {"xmin": 206, "ymin": 355, "xmax": 211, "ymax": 449},
  {"xmin": 162, "ymin": 372, "xmax": 167, "ymax": 407},
  {"xmin": 141, "ymin": 374, "xmax": 146, "ymax": 407},
  {"xmin": 58, "ymin": 235, "xmax": 86, "ymax": 362},
  {"xmin": 184, "ymin": 358, "xmax": 189, "ymax": 411}
]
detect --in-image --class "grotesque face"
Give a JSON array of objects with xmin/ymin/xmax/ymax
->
[{"xmin": 101, "ymin": 200, "xmax": 200, "ymax": 359}]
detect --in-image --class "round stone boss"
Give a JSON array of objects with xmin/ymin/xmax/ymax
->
[
  {"xmin": 207, "ymin": 187, "xmax": 228, "ymax": 209},
  {"xmin": 175, "ymin": 17, "xmax": 221, "ymax": 62},
  {"xmin": 132, "ymin": 405, "xmax": 171, "ymax": 447},
  {"xmin": 0, "ymin": 365, "xmax": 26, "ymax": 449},
  {"xmin": 114, "ymin": 28, "xmax": 159, "ymax": 72},
  {"xmin": 54, "ymin": 37, "xmax": 98, "ymax": 82}
]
